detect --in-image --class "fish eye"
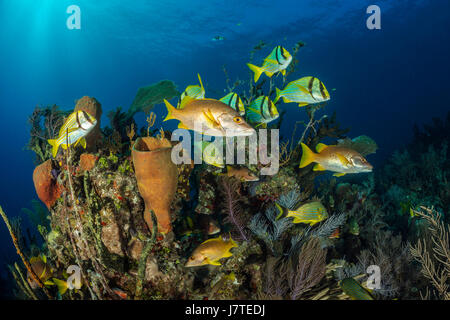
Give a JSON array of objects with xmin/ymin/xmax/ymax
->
[{"xmin": 233, "ymin": 116, "xmax": 243, "ymax": 123}]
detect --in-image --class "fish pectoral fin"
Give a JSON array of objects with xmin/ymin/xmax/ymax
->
[
  {"xmin": 313, "ymin": 163, "xmax": 326, "ymax": 171},
  {"xmin": 207, "ymin": 258, "xmax": 222, "ymax": 266},
  {"xmin": 222, "ymin": 251, "xmax": 233, "ymax": 258},
  {"xmin": 281, "ymin": 69, "xmax": 286, "ymax": 76},
  {"xmin": 333, "ymin": 172, "xmax": 346, "ymax": 177},
  {"xmin": 202, "ymin": 109, "xmax": 221, "ymax": 129},
  {"xmin": 336, "ymin": 153, "xmax": 350, "ymax": 166}
]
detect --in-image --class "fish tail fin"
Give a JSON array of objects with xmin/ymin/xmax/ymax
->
[
  {"xmin": 299, "ymin": 143, "xmax": 317, "ymax": 168},
  {"xmin": 48, "ymin": 139, "xmax": 59, "ymax": 158},
  {"xmin": 275, "ymin": 203, "xmax": 289, "ymax": 220},
  {"xmin": 52, "ymin": 278, "xmax": 68, "ymax": 295},
  {"xmin": 274, "ymin": 88, "xmax": 281, "ymax": 104},
  {"xmin": 163, "ymin": 99, "xmax": 177, "ymax": 121},
  {"xmin": 197, "ymin": 73, "xmax": 205, "ymax": 93},
  {"xmin": 247, "ymin": 63, "xmax": 263, "ymax": 82}
]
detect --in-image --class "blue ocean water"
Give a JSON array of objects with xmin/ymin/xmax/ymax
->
[{"xmin": 0, "ymin": 0, "xmax": 449, "ymax": 297}]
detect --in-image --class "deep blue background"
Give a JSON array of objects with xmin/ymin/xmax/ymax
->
[{"xmin": 1, "ymin": 0, "xmax": 449, "ymax": 290}]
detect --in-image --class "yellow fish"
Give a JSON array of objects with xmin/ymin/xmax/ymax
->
[
  {"xmin": 164, "ymin": 96, "xmax": 255, "ymax": 136},
  {"xmin": 246, "ymin": 96, "xmax": 279, "ymax": 127},
  {"xmin": 247, "ymin": 45, "xmax": 292, "ymax": 82},
  {"xmin": 194, "ymin": 140, "xmax": 224, "ymax": 168},
  {"xmin": 274, "ymin": 76, "xmax": 330, "ymax": 107},
  {"xmin": 276, "ymin": 201, "xmax": 328, "ymax": 226},
  {"xmin": 299, "ymin": 143, "xmax": 373, "ymax": 177},
  {"xmin": 220, "ymin": 92, "xmax": 245, "ymax": 116},
  {"xmin": 27, "ymin": 255, "xmax": 54, "ymax": 289},
  {"xmin": 339, "ymin": 278, "xmax": 375, "ymax": 300},
  {"xmin": 48, "ymin": 110, "xmax": 97, "ymax": 158},
  {"xmin": 180, "ymin": 74, "xmax": 205, "ymax": 101},
  {"xmin": 185, "ymin": 234, "xmax": 238, "ymax": 267}
]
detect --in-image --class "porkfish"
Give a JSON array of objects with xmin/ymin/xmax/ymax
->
[
  {"xmin": 246, "ymin": 96, "xmax": 279, "ymax": 127},
  {"xmin": 163, "ymin": 96, "xmax": 255, "ymax": 136},
  {"xmin": 180, "ymin": 74, "xmax": 206, "ymax": 101},
  {"xmin": 48, "ymin": 110, "xmax": 97, "ymax": 158},
  {"xmin": 220, "ymin": 92, "xmax": 245, "ymax": 116},
  {"xmin": 185, "ymin": 234, "xmax": 238, "ymax": 267},
  {"xmin": 247, "ymin": 45, "xmax": 292, "ymax": 82},
  {"xmin": 275, "ymin": 201, "xmax": 328, "ymax": 226},
  {"xmin": 274, "ymin": 76, "xmax": 330, "ymax": 107},
  {"xmin": 299, "ymin": 143, "xmax": 373, "ymax": 177},
  {"xmin": 194, "ymin": 140, "xmax": 225, "ymax": 168},
  {"xmin": 27, "ymin": 255, "xmax": 54, "ymax": 289}
]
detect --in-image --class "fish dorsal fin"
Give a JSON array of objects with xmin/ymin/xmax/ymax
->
[
  {"xmin": 42, "ymin": 255, "xmax": 47, "ymax": 264},
  {"xmin": 336, "ymin": 153, "xmax": 350, "ymax": 166},
  {"xmin": 202, "ymin": 237, "xmax": 220, "ymax": 245},
  {"xmin": 30, "ymin": 257, "xmax": 40, "ymax": 264},
  {"xmin": 316, "ymin": 143, "xmax": 328, "ymax": 153},
  {"xmin": 179, "ymin": 95, "xmax": 195, "ymax": 109},
  {"xmin": 197, "ymin": 74, "xmax": 205, "ymax": 93}
]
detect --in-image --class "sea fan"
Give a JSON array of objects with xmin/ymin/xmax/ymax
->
[{"xmin": 220, "ymin": 177, "xmax": 249, "ymax": 241}]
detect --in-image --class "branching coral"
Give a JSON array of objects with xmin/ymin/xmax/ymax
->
[
  {"xmin": 220, "ymin": 177, "xmax": 249, "ymax": 241},
  {"xmin": 410, "ymin": 207, "xmax": 450, "ymax": 300}
]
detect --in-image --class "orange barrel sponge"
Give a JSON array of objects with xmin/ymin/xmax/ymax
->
[
  {"xmin": 32, "ymin": 159, "xmax": 62, "ymax": 209},
  {"xmin": 132, "ymin": 137, "xmax": 178, "ymax": 234}
]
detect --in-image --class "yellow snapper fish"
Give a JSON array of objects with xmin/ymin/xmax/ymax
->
[
  {"xmin": 220, "ymin": 92, "xmax": 245, "ymax": 116},
  {"xmin": 194, "ymin": 140, "xmax": 225, "ymax": 168},
  {"xmin": 274, "ymin": 76, "xmax": 330, "ymax": 107},
  {"xmin": 275, "ymin": 201, "xmax": 328, "ymax": 226},
  {"xmin": 246, "ymin": 96, "xmax": 279, "ymax": 128},
  {"xmin": 185, "ymin": 234, "xmax": 238, "ymax": 267},
  {"xmin": 27, "ymin": 255, "xmax": 54, "ymax": 289},
  {"xmin": 48, "ymin": 110, "xmax": 97, "ymax": 158},
  {"xmin": 180, "ymin": 73, "xmax": 205, "ymax": 101},
  {"xmin": 339, "ymin": 277, "xmax": 375, "ymax": 300},
  {"xmin": 164, "ymin": 96, "xmax": 255, "ymax": 136},
  {"xmin": 247, "ymin": 45, "xmax": 292, "ymax": 82},
  {"xmin": 299, "ymin": 143, "xmax": 373, "ymax": 177}
]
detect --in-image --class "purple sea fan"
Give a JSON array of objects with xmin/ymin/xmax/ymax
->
[{"xmin": 219, "ymin": 177, "xmax": 249, "ymax": 242}]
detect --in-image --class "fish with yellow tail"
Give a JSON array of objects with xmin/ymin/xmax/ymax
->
[
  {"xmin": 339, "ymin": 277, "xmax": 375, "ymax": 300},
  {"xmin": 185, "ymin": 234, "xmax": 238, "ymax": 267},
  {"xmin": 220, "ymin": 92, "xmax": 245, "ymax": 116},
  {"xmin": 246, "ymin": 96, "xmax": 279, "ymax": 128},
  {"xmin": 194, "ymin": 140, "xmax": 225, "ymax": 168},
  {"xmin": 164, "ymin": 96, "xmax": 255, "ymax": 136},
  {"xmin": 47, "ymin": 110, "xmax": 97, "ymax": 158},
  {"xmin": 299, "ymin": 142, "xmax": 373, "ymax": 177},
  {"xmin": 180, "ymin": 73, "xmax": 205, "ymax": 100},
  {"xmin": 275, "ymin": 201, "xmax": 328, "ymax": 226},
  {"xmin": 247, "ymin": 45, "xmax": 292, "ymax": 82},
  {"xmin": 274, "ymin": 76, "xmax": 330, "ymax": 107},
  {"xmin": 27, "ymin": 255, "xmax": 55, "ymax": 289}
]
